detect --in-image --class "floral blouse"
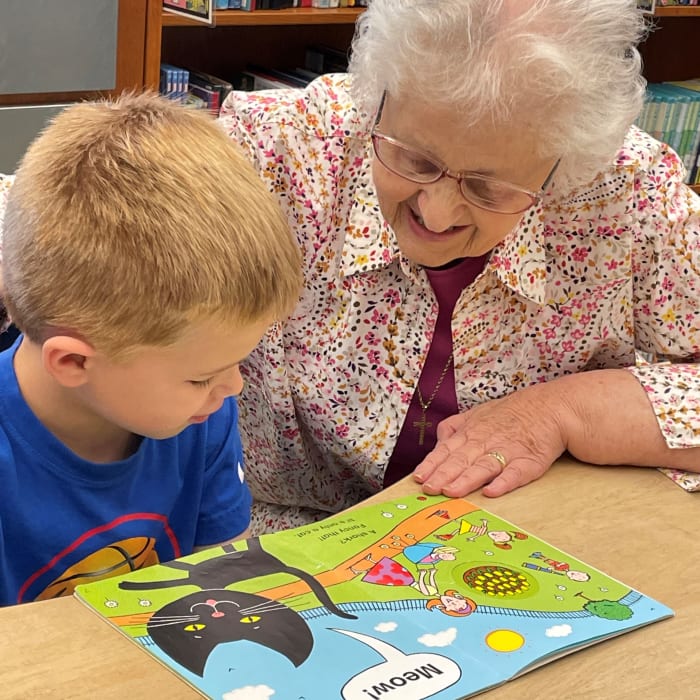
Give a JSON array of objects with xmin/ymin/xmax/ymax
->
[{"xmin": 218, "ymin": 74, "xmax": 700, "ymax": 533}]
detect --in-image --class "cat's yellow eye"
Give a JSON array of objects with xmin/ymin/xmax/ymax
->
[
  {"xmin": 240, "ymin": 615, "xmax": 261, "ymax": 624},
  {"xmin": 184, "ymin": 623, "xmax": 206, "ymax": 632}
]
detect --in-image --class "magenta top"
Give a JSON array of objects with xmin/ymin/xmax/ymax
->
[{"xmin": 384, "ymin": 255, "xmax": 488, "ymax": 487}]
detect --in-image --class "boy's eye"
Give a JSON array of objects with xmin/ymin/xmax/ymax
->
[{"xmin": 190, "ymin": 378, "xmax": 212, "ymax": 388}]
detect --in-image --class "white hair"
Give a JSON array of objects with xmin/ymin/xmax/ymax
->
[{"xmin": 349, "ymin": 0, "xmax": 648, "ymax": 192}]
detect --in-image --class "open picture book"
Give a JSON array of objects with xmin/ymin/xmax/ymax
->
[{"xmin": 74, "ymin": 493, "xmax": 672, "ymax": 699}]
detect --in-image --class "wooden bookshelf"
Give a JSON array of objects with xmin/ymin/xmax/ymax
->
[
  {"xmin": 654, "ymin": 6, "xmax": 700, "ymax": 17},
  {"xmin": 162, "ymin": 7, "xmax": 363, "ymax": 27},
  {"xmin": 157, "ymin": 7, "xmax": 359, "ymax": 87}
]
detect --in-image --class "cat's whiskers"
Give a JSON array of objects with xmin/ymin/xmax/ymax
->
[
  {"xmin": 238, "ymin": 600, "xmax": 289, "ymax": 614},
  {"xmin": 147, "ymin": 618, "xmax": 202, "ymax": 629}
]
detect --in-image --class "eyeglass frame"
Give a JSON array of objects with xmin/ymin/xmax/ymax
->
[{"xmin": 370, "ymin": 92, "xmax": 559, "ymax": 215}]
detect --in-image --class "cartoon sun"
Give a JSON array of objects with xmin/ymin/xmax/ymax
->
[{"xmin": 485, "ymin": 629, "xmax": 525, "ymax": 652}]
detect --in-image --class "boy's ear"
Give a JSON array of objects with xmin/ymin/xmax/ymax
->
[{"xmin": 42, "ymin": 336, "xmax": 96, "ymax": 388}]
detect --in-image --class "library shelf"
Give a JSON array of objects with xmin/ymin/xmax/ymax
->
[
  {"xmin": 654, "ymin": 7, "xmax": 700, "ymax": 17},
  {"xmin": 162, "ymin": 8, "xmax": 363, "ymax": 27}
]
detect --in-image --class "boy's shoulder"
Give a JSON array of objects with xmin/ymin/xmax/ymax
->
[
  {"xmin": 0, "ymin": 341, "xmax": 50, "ymax": 472},
  {"xmin": 169, "ymin": 396, "xmax": 241, "ymax": 468},
  {"xmin": 200, "ymin": 396, "xmax": 241, "ymax": 460},
  {"xmin": 0, "ymin": 340, "xmax": 20, "ymax": 403}
]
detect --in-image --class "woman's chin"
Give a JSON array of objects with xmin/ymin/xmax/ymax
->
[{"xmin": 395, "ymin": 230, "xmax": 470, "ymax": 268}]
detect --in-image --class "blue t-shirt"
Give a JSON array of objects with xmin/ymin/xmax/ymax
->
[{"xmin": 0, "ymin": 338, "xmax": 251, "ymax": 606}]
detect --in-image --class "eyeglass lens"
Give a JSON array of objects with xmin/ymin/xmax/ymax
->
[{"xmin": 372, "ymin": 134, "xmax": 537, "ymax": 214}]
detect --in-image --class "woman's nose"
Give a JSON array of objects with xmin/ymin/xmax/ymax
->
[{"xmin": 415, "ymin": 178, "xmax": 470, "ymax": 233}]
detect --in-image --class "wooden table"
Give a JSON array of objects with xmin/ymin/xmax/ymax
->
[{"xmin": 1, "ymin": 457, "xmax": 698, "ymax": 698}]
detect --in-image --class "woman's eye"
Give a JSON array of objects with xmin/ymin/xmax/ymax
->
[
  {"xmin": 190, "ymin": 378, "xmax": 212, "ymax": 388},
  {"xmin": 404, "ymin": 154, "xmax": 436, "ymax": 175},
  {"xmin": 467, "ymin": 179, "xmax": 498, "ymax": 200}
]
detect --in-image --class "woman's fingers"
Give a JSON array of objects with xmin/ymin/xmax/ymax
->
[{"xmin": 412, "ymin": 386, "xmax": 568, "ymax": 498}]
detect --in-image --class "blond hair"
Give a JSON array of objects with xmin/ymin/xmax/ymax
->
[{"xmin": 2, "ymin": 91, "xmax": 301, "ymax": 356}]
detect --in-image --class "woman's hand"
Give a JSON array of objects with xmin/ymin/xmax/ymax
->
[
  {"xmin": 412, "ymin": 367, "xmax": 700, "ymax": 498},
  {"xmin": 412, "ymin": 380, "xmax": 570, "ymax": 498}
]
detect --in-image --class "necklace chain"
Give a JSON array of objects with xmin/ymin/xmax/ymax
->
[{"xmin": 414, "ymin": 353, "xmax": 454, "ymax": 445}]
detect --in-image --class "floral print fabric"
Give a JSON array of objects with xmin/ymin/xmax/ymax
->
[{"xmin": 218, "ymin": 74, "xmax": 700, "ymax": 533}]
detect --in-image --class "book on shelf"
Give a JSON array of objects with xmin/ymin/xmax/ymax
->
[
  {"xmin": 160, "ymin": 63, "xmax": 189, "ymax": 101},
  {"xmin": 74, "ymin": 492, "xmax": 672, "ymax": 699},
  {"xmin": 231, "ymin": 66, "xmax": 318, "ymax": 91},
  {"xmin": 664, "ymin": 79, "xmax": 700, "ymax": 185},
  {"xmin": 238, "ymin": 68, "xmax": 297, "ymax": 90},
  {"xmin": 162, "ymin": 0, "xmax": 214, "ymax": 25},
  {"xmin": 304, "ymin": 44, "xmax": 349, "ymax": 74},
  {"xmin": 190, "ymin": 69, "xmax": 234, "ymax": 101},
  {"xmin": 246, "ymin": 64, "xmax": 313, "ymax": 88},
  {"xmin": 186, "ymin": 69, "xmax": 234, "ymax": 114},
  {"xmin": 637, "ymin": 80, "xmax": 700, "ymax": 186},
  {"xmin": 255, "ymin": 0, "xmax": 290, "ymax": 8}
]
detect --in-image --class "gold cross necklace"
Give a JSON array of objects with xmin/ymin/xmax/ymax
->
[{"xmin": 413, "ymin": 353, "xmax": 454, "ymax": 446}]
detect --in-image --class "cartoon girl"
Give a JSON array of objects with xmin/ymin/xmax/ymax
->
[
  {"xmin": 426, "ymin": 589, "xmax": 477, "ymax": 617},
  {"xmin": 487, "ymin": 530, "xmax": 528, "ymax": 550},
  {"xmin": 353, "ymin": 556, "xmax": 416, "ymax": 587},
  {"xmin": 402, "ymin": 543, "xmax": 459, "ymax": 596},
  {"xmin": 440, "ymin": 520, "xmax": 528, "ymax": 550}
]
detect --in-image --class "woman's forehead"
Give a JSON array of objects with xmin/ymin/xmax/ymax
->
[{"xmin": 379, "ymin": 94, "xmax": 542, "ymax": 174}]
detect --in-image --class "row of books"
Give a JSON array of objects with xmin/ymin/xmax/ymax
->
[
  {"xmin": 160, "ymin": 63, "xmax": 232, "ymax": 113},
  {"xmin": 636, "ymin": 79, "xmax": 700, "ymax": 185},
  {"xmin": 239, "ymin": 44, "xmax": 348, "ymax": 89},
  {"xmin": 159, "ymin": 44, "xmax": 347, "ymax": 113},
  {"xmin": 214, "ymin": 0, "xmax": 367, "ymax": 9}
]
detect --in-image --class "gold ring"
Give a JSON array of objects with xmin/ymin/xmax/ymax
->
[{"xmin": 487, "ymin": 450, "xmax": 507, "ymax": 471}]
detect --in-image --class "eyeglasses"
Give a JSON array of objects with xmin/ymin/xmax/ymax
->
[{"xmin": 370, "ymin": 95, "xmax": 559, "ymax": 215}]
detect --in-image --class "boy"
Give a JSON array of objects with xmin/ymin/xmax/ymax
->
[{"xmin": 0, "ymin": 92, "xmax": 301, "ymax": 606}]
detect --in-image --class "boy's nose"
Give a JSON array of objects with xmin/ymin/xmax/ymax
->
[{"xmin": 220, "ymin": 365, "xmax": 244, "ymax": 397}]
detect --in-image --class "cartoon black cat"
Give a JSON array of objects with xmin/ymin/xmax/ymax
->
[
  {"xmin": 144, "ymin": 588, "xmax": 314, "ymax": 676},
  {"xmin": 119, "ymin": 538, "xmax": 356, "ymax": 676}
]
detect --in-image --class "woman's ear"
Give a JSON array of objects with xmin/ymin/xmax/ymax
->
[{"xmin": 42, "ymin": 336, "xmax": 96, "ymax": 388}]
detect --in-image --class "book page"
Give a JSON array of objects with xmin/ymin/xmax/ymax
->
[{"xmin": 75, "ymin": 493, "xmax": 672, "ymax": 699}]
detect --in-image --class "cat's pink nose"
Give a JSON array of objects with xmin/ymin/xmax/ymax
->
[
  {"xmin": 205, "ymin": 599, "xmax": 217, "ymax": 605},
  {"xmin": 211, "ymin": 611, "xmax": 225, "ymax": 618}
]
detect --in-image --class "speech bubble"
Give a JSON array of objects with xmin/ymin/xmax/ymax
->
[{"xmin": 332, "ymin": 628, "xmax": 461, "ymax": 700}]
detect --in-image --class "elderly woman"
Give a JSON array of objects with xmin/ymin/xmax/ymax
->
[{"xmin": 216, "ymin": 0, "xmax": 700, "ymax": 533}]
